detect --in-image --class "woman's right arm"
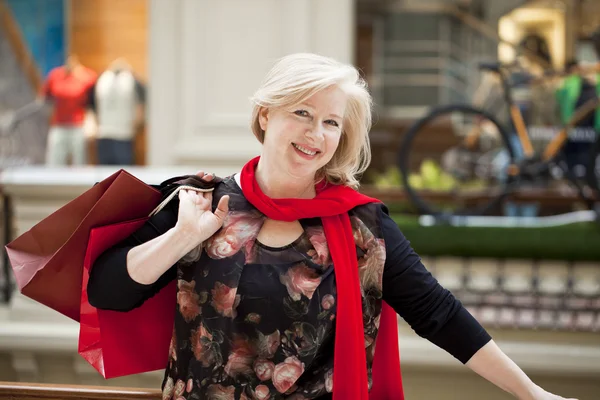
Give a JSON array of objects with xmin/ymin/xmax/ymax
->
[
  {"xmin": 88, "ymin": 173, "xmax": 229, "ymax": 311},
  {"xmin": 126, "ymin": 223, "xmax": 200, "ymax": 285},
  {"xmin": 86, "ymin": 205, "xmax": 188, "ymax": 311}
]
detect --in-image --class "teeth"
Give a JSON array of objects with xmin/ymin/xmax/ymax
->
[{"xmin": 293, "ymin": 143, "xmax": 317, "ymax": 156}]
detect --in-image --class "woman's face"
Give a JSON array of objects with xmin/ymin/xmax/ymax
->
[{"xmin": 259, "ymin": 85, "xmax": 347, "ymax": 180}]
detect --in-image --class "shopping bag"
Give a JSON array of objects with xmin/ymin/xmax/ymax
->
[
  {"xmin": 77, "ymin": 175, "xmax": 215, "ymax": 378},
  {"xmin": 79, "ymin": 218, "xmax": 176, "ymax": 378},
  {"xmin": 5, "ymin": 169, "xmax": 162, "ymax": 321}
]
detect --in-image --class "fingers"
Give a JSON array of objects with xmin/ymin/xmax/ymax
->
[
  {"xmin": 195, "ymin": 170, "xmax": 215, "ymax": 181},
  {"xmin": 213, "ymin": 195, "xmax": 230, "ymax": 221},
  {"xmin": 178, "ymin": 189, "xmax": 188, "ymax": 202},
  {"xmin": 189, "ymin": 190, "xmax": 201, "ymax": 204},
  {"xmin": 203, "ymin": 190, "xmax": 213, "ymax": 206},
  {"xmin": 179, "ymin": 189, "xmax": 201, "ymax": 205}
]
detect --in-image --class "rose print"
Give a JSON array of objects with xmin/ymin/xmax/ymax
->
[
  {"xmin": 186, "ymin": 378, "xmax": 193, "ymax": 393},
  {"xmin": 272, "ymin": 356, "xmax": 305, "ymax": 393},
  {"xmin": 177, "ymin": 279, "xmax": 201, "ymax": 323},
  {"xmin": 162, "ymin": 377, "xmax": 174, "ymax": 400},
  {"xmin": 357, "ymin": 238, "xmax": 386, "ymax": 291},
  {"xmin": 243, "ymin": 238, "xmax": 258, "ymax": 264},
  {"xmin": 206, "ymin": 384, "xmax": 235, "ymax": 400},
  {"xmin": 168, "ymin": 328, "xmax": 177, "ymax": 362},
  {"xmin": 305, "ymin": 226, "xmax": 330, "ymax": 265},
  {"xmin": 364, "ymin": 335, "xmax": 375, "ymax": 348},
  {"xmin": 325, "ymin": 368, "xmax": 333, "ymax": 393},
  {"xmin": 211, "ymin": 282, "xmax": 241, "ymax": 318},
  {"xmin": 351, "ymin": 215, "xmax": 376, "ymax": 249},
  {"xmin": 245, "ymin": 313, "xmax": 261, "ymax": 324},
  {"xmin": 321, "ymin": 294, "xmax": 335, "ymax": 310},
  {"xmin": 254, "ymin": 359, "xmax": 275, "ymax": 381},
  {"xmin": 174, "ymin": 379, "xmax": 185, "ymax": 397},
  {"xmin": 351, "ymin": 216, "xmax": 386, "ymax": 291},
  {"xmin": 280, "ymin": 264, "xmax": 322, "ymax": 301},
  {"xmin": 224, "ymin": 335, "xmax": 256, "ymax": 378},
  {"xmin": 205, "ymin": 211, "xmax": 263, "ymax": 259},
  {"xmin": 254, "ymin": 385, "xmax": 270, "ymax": 400},
  {"xmin": 191, "ymin": 323, "xmax": 221, "ymax": 367},
  {"xmin": 256, "ymin": 329, "xmax": 280, "ymax": 358}
]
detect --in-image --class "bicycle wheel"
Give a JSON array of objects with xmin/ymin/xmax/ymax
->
[{"xmin": 398, "ymin": 104, "xmax": 516, "ymax": 216}]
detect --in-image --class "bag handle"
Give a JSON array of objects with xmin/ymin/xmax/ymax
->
[{"xmin": 149, "ymin": 185, "xmax": 213, "ymax": 217}]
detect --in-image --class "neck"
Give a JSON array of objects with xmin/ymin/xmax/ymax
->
[{"xmin": 253, "ymin": 156, "xmax": 316, "ymax": 199}]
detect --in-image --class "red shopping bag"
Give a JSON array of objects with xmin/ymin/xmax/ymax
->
[
  {"xmin": 79, "ymin": 217, "xmax": 176, "ymax": 378},
  {"xmin": 5, "ymin": 169, "xmax": 163, "ymax": 321}
]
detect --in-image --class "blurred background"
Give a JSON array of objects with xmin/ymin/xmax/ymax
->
[{"xmin": 0, "ymin": 0, "xmax": 599, "ymax": 399}]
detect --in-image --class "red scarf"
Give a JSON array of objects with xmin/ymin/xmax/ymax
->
[{"xmin": 241, "ymin": 156, "xmax": 404, "ymax": 400}]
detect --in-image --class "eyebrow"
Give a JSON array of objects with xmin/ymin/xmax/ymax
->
[{"xmin": 301, "ymin": 102, "xmax": 343, "ymax": 120}]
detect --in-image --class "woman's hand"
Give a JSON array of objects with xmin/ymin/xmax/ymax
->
[
  {"xmin": 466, "ymin": 341, "xmax": 578, "ymax": 400},
  {"xmin": 174, "ymin": 171, "xmax": 229, "ymax": 244},
  {"xmin": 524, "ymin": 385, "xmax": 578, "ymax": 400}
]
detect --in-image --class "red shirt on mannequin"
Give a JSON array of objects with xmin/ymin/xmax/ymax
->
[{"xmin": 41, "ymin": 65, "xmax": 97, "ymax": 126}]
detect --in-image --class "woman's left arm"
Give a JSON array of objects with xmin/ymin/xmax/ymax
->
[
  {"xmin": 466, "ymin": 340, "xmax": 576, "ymax": 400},
  {"xmin": 377, "ymin": 205, "xmax": 577, "ymax": 400}
]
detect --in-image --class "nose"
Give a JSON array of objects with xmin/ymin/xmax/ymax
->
[{"xmin": 305, "ymin": 120, "xmax": 325, "ymax": 143}]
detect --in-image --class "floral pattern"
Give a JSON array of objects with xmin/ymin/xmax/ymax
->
[
  {"xmin": 161, "ymin": 176, "xmax": 387, "ymax": 400},
  {"xmin": 205, "ymin": 210, "xmax": 264, "ymax": 261},
  {"xmin": 280, "ymin": 264, "xmax": 322, "ymax": 301},
  {"xmin": 177, "ymin": 279, "xmax": 202, "ymax": 322}
]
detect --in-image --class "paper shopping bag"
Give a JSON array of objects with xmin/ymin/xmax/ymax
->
[
  {"xmin": 79, "ymin": 218, "xmax": 176, "ymax": 378},
  {"xmin": 5, "ymin": 169, "xmax": 162, "ymax": 321}
]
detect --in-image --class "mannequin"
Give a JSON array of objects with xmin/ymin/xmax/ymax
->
[
  {"xmin": 40, "ymin": 54, "xmax": 97, "ymax": 165},
  {"xmin": 86, "ymin": 57, "xmax": 146, "ymax": 165}
]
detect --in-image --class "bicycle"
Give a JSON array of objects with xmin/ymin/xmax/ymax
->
[{"xmin": 397, "ymin": 61, "xmax": 600, "ymax": 217}]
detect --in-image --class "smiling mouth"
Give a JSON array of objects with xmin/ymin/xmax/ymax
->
[{"xmin": 292, "ymin": 143, "xmax": 320, "ymax": 156}]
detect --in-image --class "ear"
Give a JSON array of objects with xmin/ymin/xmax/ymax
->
[{"xmin": 258, "ymin": 107, "xmax": 269, "ymax": 131}]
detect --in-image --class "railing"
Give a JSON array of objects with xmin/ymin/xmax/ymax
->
[
  {"xmin": 0, "ymin": 381, "xmax": 161, "ymax": 400},
  {"xmin": 0, "ymin": 0, "xmax": 42, "ymax": 91}
]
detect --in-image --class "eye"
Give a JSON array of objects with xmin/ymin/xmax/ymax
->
[
  {"xmin": 294, "ymin": 110, "xmax": 310, "ymax": 117},
  {"xmin": 325, "ymin": 120, "xmax": 340, "ymax": 127}
]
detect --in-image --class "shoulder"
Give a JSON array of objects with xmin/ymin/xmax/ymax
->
[
  {"xmin": 212, "ymin": 174, "xmax": 258, "ymax": 214},
  {"xmin": 349, "ymin": 201, "xmax": 387, "ymax": 222},
  {"xmin": 348, "ymin": 202, "xmax": 386, "ymax": 240},
  {"xmin": 84, "ymin": 66, "xmax": 98, "ymax": 80},
  {"xmin": 349, "ymin": 202, "xmax": 407, "ymax": 244},
  {"xmin": 46, "ymin": 67, "xmax": 63, "ymax": 82}
]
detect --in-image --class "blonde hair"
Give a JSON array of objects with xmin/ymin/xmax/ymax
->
[{"xmin": 250, "ymin": 53, "xmax": 372, "ymax": 189}]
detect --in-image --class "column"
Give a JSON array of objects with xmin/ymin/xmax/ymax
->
[{"xmin": 147, "ymin": 0, "xmax": 355, "ymax": 170}]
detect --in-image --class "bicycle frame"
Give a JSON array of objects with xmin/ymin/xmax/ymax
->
[{"xmin": 467, "ymin": 65, "xmax": 599, "ymax": 176}]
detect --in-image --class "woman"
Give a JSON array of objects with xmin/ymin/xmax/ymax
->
[{"xmin": 88, "ymin": 53, "xmax": 575, "ymax": 400}]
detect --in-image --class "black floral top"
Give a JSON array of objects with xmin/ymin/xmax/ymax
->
[{"xmin": 88, "ymin": 175, "xmax": 491, "ymax": 400}]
